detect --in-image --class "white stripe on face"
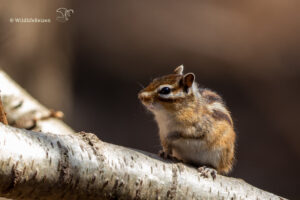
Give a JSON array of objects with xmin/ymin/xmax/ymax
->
[{"xmin": 140, "ymin": 91, "xmax": 154, "ymax": 98}]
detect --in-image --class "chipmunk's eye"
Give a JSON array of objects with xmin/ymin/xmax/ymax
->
[{"xmin": 159, "ymin": 87, "xmax": 171, "ymax": 95}]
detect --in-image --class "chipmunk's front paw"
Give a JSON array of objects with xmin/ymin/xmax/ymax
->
[
  {"xmin": 158, "ymin": 150, "xmax": 170, "ymax": 159},
  {"xmin": 158, "ymin": 150, "xmax": 182, "ymax": 163},
  {"xmin": 198, "ymin": 166, "xmax": 217, "ymax": 180}
]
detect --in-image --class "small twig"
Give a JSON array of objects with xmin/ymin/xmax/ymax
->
[
  {"xmin": 0, "ymin": 70, "xmax": 74, "ymax": 135},
  {"xmin": 0, "ymin": 92, "xmax": 8, "ymax": 125}
]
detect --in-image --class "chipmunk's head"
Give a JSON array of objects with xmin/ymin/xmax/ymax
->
[{"xmin": 138, "ymin": 65, "xmax": 198, "ymax": 113}]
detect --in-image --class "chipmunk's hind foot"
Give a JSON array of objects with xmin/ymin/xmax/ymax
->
[{"xmin": 198, "ymin": 166, "xmax": 217, "ymax": 180}]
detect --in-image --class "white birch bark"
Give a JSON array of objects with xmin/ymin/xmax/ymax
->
[
  {"xmin": 0, "ymin": 69, "xmax": 74, "ymax": 136},
  {"xmin": 0, "ymin": 69, "xmax": 287, "ymax": 200},
  {"xmin": 0, "ymin": 123, "xmax": 286, "ymax": 200}
]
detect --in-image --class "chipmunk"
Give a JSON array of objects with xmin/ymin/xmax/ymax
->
[{"xmin": 138, "ymin": 65, "xmax": 236, "ymax": 175}]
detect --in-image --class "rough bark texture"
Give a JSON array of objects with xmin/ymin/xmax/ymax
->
[
  {"xmin": 0, "ymin": 69, "xmax": 74, "ymax": 200},
  {"xmin": 0, "ymin": 124, "xmax": 285, "ymax": 200},
  {"xmin": 0, "ymin": 70, "xmax": 287, "ymax": 200}
]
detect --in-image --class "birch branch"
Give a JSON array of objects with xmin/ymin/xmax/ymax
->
[
  {"xmin": 0, "ymin": 70, "xmax": 286, "ymax": 200},
  {"xmin": 0, "ymin": 69, "xmax": 72, "ymax": 200},
  {"xmin": 0, "ymin": 69, "xmax": 74, "ymax": 135},
  {"xmin": 0, "ymin": 123, "xmax": 285, "ymax": 200}
]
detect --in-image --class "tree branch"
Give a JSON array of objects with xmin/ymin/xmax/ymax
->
[
  {"xmin": 0, "ymin": 70, "xmax": 286, "ymax": 200},
  {"xmin": 0, "ymin": 124, "xmax": 285, "ymax": 200},
  {"xmin": 0, "ymin": 69, "xmax": 74, "ymax": 135}
]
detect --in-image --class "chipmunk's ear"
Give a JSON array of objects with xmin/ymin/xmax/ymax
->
[
  {"xmin": 174, "ymin": 65, "xmax": 184, "ymax": 75},
  {"xmin": 182, "ymin": 73, "xmax": 195, "ymax": 88}
]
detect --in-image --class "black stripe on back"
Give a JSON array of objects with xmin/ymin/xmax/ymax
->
[
  {"xmin": 206, "ymin": 95, "xmax": 223, "ymax": 104},
  {"xmin": 212, "ymin": 109, "xmax": 232, "ymax": 126}
]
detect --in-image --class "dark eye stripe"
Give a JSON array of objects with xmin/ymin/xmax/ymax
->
[
  {"xmin": 171, "ymin": 87, "xmax": 182, "ymax": 93},
  {"xmin": 157, "ymin": 96, "xmax": 185, "ymax": 103}
]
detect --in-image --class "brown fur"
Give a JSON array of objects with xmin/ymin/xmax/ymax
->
[
  {"xmin": 138, "ymin": 67, "xmax": 236, "ymax": 174},
  {"xmin": 201, "ymin": 89, "xmax": 223, "ymax": 104},
  {"xmin": 212, "ymin": 109, "xmax": 233, "ymax": 126},
  {"xmin": 143, "ymin": 74, "xmax": 182, "ymax": 92}
]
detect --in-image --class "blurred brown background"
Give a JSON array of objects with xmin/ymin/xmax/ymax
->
[{"xmin": 1, "ymin": 0, "xmax": 299, "ymax": 199}]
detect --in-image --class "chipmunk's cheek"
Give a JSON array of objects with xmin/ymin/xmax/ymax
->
[
  {"xmin": 140, "ymin": 100, "xmax": 155, "ymax": 110},
  {"xmin": 145, "ymin": 102, "xmax": 161, "ymax": 111},
  {"xmin": 146, "ymin": 102, "xmax": 156, "ymax": 109},
  {"xmin": 147, "ymin": 104, "xmax": 155, "ymax": 110}
]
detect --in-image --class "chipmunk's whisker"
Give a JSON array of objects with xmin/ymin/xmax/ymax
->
[{"xmin": 137, "ymin": 82, "xmax": 145, "ymax": 89}]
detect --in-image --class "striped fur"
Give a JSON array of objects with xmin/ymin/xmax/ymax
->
[{"xmin": 138, "ymin": 66, "xmax": 236, "ymax": 174}]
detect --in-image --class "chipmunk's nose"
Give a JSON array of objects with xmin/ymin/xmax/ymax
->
[{"xmin": 138, "ymin": 91, "xmax": 152, "ymax": 102}]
